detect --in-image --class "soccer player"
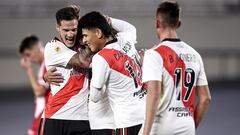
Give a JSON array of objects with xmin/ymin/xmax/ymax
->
[
  {"xmin": 41, "ymin": 6, "xmax": 92, "ymax": 135},
  {"xmin": 19, "ymin": 35, "xmax": 49, "ymax": 135},
  {"xmin": 45, "ymin": 15, "xmax": 140, "ymax": 135},
  {"xmin": 141, "ymin": 1, "xmax": 212, "ymax": 135},
  {"xmin": 78, "ymin": 11, "xmax": 146, "ymax": 135}
]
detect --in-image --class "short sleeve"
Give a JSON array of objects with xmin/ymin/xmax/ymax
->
[
  {"xmin": 142, "ymin": 50, "xmax": 163, "ymax": 83},
  {"xmin": 90, "ymin": 54, "xmax": 110, "ymax": 89},
  {"xmin": 44, "ymin": 41, "xmax": 77, "ymax": 68},
  {"xmin": 196, "ymin": 55, "xmax": 208, "ymax": 86}
]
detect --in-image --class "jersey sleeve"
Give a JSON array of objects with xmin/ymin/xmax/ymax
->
[
  {"xmin": 142, "ymin": 49, "xmax": 163, "ymax": 83},
  {"xmin": 196, "ymin": 55, "xmax": 208, "ymax": 86},
  {"xmin": 111, "ymin": 17, "xmax": 137, "ymax": 43},
  {"xmin": 90, "ymin": 54, "xmax": 110, "ymax": 89},
  {"xmin": 44, "ymin": 41, "xmax": 77, "ymax": 68}
]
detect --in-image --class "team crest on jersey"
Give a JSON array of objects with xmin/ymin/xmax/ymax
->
[
  {"xmin": 122, "ymin": 42, "xmax": 131, "ymax": 54},
  {"xmin": 55, "ymin": 47, "xmax": 61, "ymax": 53}
]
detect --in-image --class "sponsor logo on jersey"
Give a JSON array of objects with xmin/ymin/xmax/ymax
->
[
  {"xmin": 122, "ymin": 42, "xmax": 131, "ymax": 54},
  {"xmin": 168, "ymin": 107, "xmax": 193, "ymax": 117}
]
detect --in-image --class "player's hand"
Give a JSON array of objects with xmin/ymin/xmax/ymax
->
[
  {"xmin": 139, "ymin": 48, "xmax": 146, "ymax": 58},
  {"xmin": 102, "ymin": 13, "xmax": 112, "ymax": 25},
  {"xmin": 20, "ymin": 57, "xmax": 32, "ymax": 70},
  {"xmin": 139, "ymin": 48, "xmax": 146, "ymax": 64},
  {"xmin": 44, "ymin": 67, "xmax": 64, "ymax": 86}
]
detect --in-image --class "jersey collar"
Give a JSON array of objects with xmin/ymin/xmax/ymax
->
[
  {"xmin": 105, "ymin": 38, "xmax": 118, "ymax": 46},
  {"xmin": 162, "ymin": 38, "xmax": 181, "ymax": 42}
]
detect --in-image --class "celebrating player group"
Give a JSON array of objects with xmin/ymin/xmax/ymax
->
[{"xmin": 19, "ymin": 1, "xmax": 211, "ymax": 135}]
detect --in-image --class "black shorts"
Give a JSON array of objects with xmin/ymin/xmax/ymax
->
[
  {"xmin": 115, "ymin": 124, "xmax": 142, "ymax": 135},
  {"xmin": 38, "ymin": 118, "xmax": 91, "ymax": 135},
  {"xmin": 91, "ymin": 129, "xmax": 115, "ymax": 135}
]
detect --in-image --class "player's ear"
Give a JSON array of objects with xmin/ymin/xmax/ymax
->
[
  {"xmin": 177, "ymin": 20, "xmax": 181, "ymax": 29},
  {"xmin": 95, "ymin": 28, "xmax": 103, "ymax": 39},
  {"xmin": 56, "ymin": 23, "xmax": 60, "ymax": 32},
  {"xmin": 156, "ymin": 18, "xmax": 160, "ymax": 29}
]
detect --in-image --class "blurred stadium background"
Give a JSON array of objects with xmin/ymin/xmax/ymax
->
[{"xmin": 0, "ymin": 0, "xmax": 239, "ymax": 134}]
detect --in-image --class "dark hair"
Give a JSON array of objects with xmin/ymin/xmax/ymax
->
[
  {"xmin": 56, "ymin": 5, "xmax": 80, "ymax": 25},
  {"xmin": 78, "ymin": 11, "xmax": 113, "ymax": 38},
  {"xmin": 19, "ymin": 35, "xmax": 39, "ymax": 54},
  {"xmin": 156, "ymin": 0, "xmax": 180, "ymax": 28}
]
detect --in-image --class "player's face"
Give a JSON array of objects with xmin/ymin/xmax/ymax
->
[
  {"xmin": 57, "ymin": 19, "xmax": 78, "ymax": 48},
  {"xmin": 23, "ymin": 44, "xmax": 42, "ymax": 64},
  {"xmin": 82, "ymin": 28, "xmax": 103, "ymax": 53}
]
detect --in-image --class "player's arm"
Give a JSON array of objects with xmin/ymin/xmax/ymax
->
[
  {"xmin": 194, "ymin": 55, "xmax": 211, "ymax": 128},
  {"xmin": 139, "ymin": 48, "xmax": 146, "ymax": 64},
  {"xmin": 143, "ymin": 80, "xmax": 161, "ymax": 135},
  {"xmin": 142, "ymin": 50, "xmax": 163, "ymax": 135},
  {"xmin": 89, "ymin": 54, "xmax": 110, "ymax": 103},
  {"xmin": 45, "ymin": 41, "xmax": 92, "ymax": 69},
  {"xmin": 44, "ymin": 67, "xmax": 64, "ymax": 86},
  {"xmin": 20, "ymin": 57, "xmax": 46, "ymax": 97},
  {"xmin": 90, "ymin": 87, "xmax": 103, "ymax": 103},
  {"xmin": 67, "ymin": 46, "xmax": 93, "ymax": 68},
  {"xmin": 44, "ymin": 42, "xmax": 92, "ymax": 86},
  {"xmin": 194, "ymin": 85, "xmax": 211, "ymax": 128},
  {"xmin": 109, "ymin": 17, "xmax": 137, "ymax": 41}
]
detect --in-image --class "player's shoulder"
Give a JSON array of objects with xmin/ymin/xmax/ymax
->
[
  {"xmin": 182, "ymin": 41, "xmax": 203, "ymax": 59},
  {"xmin": 117, "ymin": 33, "xmax": 136, "ymax": 47},
  {"xmin": 147, "ymin": 43, "xmax": 163, "ymax": 54},
  {"xmin": 94, "ymin": 48, "xmax": 118, "ymax": 66},
  {"xmin": 92, "ymin": 52, "xmax": 110, "ymax": 66},
  {"xmin": 98, "ymin": 48, "xmax": 116, "ymax": 57},
  {"xmin": 45, "ymin": 37, "xmax": 67, "ymax": 53},
  {"xmin": 45, "ymin": 37, "xmax": 64, "ymax": 48},
  {"xmin": 143, "ymin": 48, "xmax": 162, "ymax": 61}
]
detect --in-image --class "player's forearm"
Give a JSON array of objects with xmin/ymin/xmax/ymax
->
[
  {"xmin": 26, "ymin": 68, "xmax": 46, "ymax": 97},
  {"xmin": 90, "ymin": 86, "xmax": 103, "ymax": 103},
  {"xmin": 194, "ymin": 97, "xmax": 211, "ymax": 128},
  {"xmin": 143, "ymin": 81, "xmax": 161, "ymax": 135},
  {"xmin": 67, "ymin": 53, "xmax": 91, "ymax": 68},
  {"xmin": 143, "ymin": 96, "xmax": 159, "ymax": 135},
  {"xmin": 68, "ymin": 47, "xmax": 93, "ymax": 68}
]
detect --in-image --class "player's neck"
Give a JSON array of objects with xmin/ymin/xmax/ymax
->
[
  {"xmin": 104, "ymin": 36, "xmax": 114, "ymax": 46},
  {"xmin": 106, "ymin": 36, "xmax": 113, "ymax": 43},
  {"xmin": 159, "ymin": 29, "xmax": 178, "ymax": 42}
]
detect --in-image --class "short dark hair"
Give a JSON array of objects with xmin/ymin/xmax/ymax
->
[
  {"xmin": 19, "ymin": 35, "xmax": 39, "ymax": 54},
  {"xmin": 56, "ymin": 5, "xmax": 80, "ymax": 25},
  {"xmin": 78, "ymin": 11, "xmax": 113, "ymax": 38},
  {"xmin": 157, "ymin": 0, "xmax": 180, "ymax": 28}
]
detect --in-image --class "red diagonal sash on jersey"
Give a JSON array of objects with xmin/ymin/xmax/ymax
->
[
  {"xmin": 155, "ymin": 45, "xmax": 195, "ymax": 115},
  {"xmin": 44, "ymin": 75, "xmax": 85, "ymax": 118},
  {"xmin": 98, "ymin": 48, "xmax": 142, "ymax": 87}
]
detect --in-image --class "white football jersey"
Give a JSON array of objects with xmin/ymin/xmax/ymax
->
[
  {"xmin": 142, "ymin": 39, "xmax": 208, "ymax": 135},
  {"xmin": 88, "ymin": 89, "xmax": 115, "ymax": 129},
  {"xmin": 90, "ymin": 18, "xmax": 146, "ymax": 128},
  {"xmin": 44, "ymin": 38, "xmax": 89, "ymax": 120}
]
